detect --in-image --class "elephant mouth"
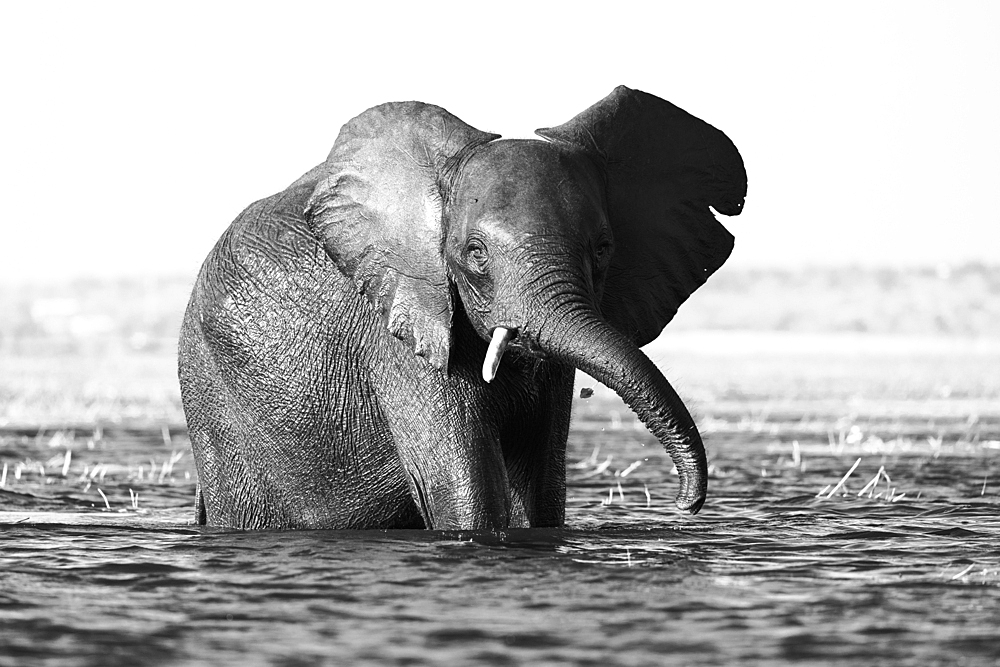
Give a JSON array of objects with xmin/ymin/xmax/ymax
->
[{"xmin": 507, "ymin": 335, "xmax": 548, "ymax": 360}]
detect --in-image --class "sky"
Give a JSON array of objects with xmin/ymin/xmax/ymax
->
[{"xmin": 1, "ymin": 1, "xmax": 998, "ymax": 283}]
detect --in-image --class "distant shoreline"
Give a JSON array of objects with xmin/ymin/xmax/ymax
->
[
  {"xmin": 2, "ymin": 265, "xmax": 999, "ymax": 355},
  {"xmin": 647, "ymin": 330, "xmax": 1000, "ymax": 357}
]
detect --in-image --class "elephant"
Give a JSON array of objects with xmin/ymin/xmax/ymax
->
[{"xmin": 177, "ymin": 85, "xmax": 746, "ymax": 530}]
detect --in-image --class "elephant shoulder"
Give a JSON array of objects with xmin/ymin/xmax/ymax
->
[
  {"xmin": 229, "ymin": 178, "xmax": 328, "ymax": 269},
  {"xmin": 199, "ymin": 177, "xmax": 332, "ymax": 285},
  {"xmin": 186, "ymin": 175, "xmax": 347, "ymax": 349}
]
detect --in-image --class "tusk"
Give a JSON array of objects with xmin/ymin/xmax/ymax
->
[{"xmin": 482, "ymin": 327, "xmax": 514, "ymax": 383}]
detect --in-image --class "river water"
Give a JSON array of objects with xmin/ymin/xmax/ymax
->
[{"xmin": 2, "ymin": 347, "xmax": 999, "ymax": 665}]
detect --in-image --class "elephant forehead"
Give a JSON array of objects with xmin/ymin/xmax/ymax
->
[
  {"xmin": 457, "ymin": 140, "xmax": 605, "ymax": 231},
  {"xmin": 466, "ymin": 140, "xmax": 581, "ymax": 187}
]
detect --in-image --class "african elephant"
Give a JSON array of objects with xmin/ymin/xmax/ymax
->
[{"xmin": 178, "ymin": 85, "xmax": 746, "ymax": 530}]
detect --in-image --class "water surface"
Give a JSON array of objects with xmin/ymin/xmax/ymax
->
[{"xmin": 2, "ymin": 352, "xmax": 999, "ymax": 665}]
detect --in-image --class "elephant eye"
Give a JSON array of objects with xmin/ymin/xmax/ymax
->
[
  {"xmin": 466, "ymin": 240, "xmax": 489, "ymax": 269},
  {"xmin": 595, "ymin": 241, "xmax": 612, "ymax": 267}
]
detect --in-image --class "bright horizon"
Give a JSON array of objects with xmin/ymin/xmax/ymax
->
[{"xmin": 1, "ymin": 1, "xmax": 998, "ymax": 284}]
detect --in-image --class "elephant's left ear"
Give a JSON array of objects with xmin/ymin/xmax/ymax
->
[
  {"xmin": 307, "ymin": 102, "xmax": 499, "ymax": 370},
  {"xmin": 537, "ymin": 86, "xmax": 747, "ymax": 347}
]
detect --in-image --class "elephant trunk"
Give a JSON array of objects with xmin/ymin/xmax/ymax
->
[{"xmin": 541, "ymin": 312, "xmax": 708, "ymax": 513}]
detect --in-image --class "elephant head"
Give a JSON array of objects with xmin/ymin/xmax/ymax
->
[{"xmin": 306, "ymin": 86, "xmax": 746, "ymax": 514}]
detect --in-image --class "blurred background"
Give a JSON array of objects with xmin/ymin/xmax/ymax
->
[{"xmin": 1, "ymin": 0, "xmax": 998, "ymax": 426}]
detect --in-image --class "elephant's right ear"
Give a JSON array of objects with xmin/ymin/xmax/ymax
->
[{"xmin": 307, "ymin": 102, "xmax": 499, "ymax": 370}]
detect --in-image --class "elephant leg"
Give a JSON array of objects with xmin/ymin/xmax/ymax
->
[
  {"xmin": 526, "ymin": 366, "xmax": 575, "ymax": 527},
  {"xmin": 496, "ymin": 360, "xmax": 576, "ymax": 527},
  {"xmin": 393, "ymin": 414, "xmax": 525, "ymax": 530},
  {"xmin": 374, "ymin": 361, "xmax": 527, "ymax": 530}
]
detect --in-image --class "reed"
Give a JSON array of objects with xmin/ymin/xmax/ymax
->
[
  {"xmin": 824, "ymin": 458, "xmax": 861, "ymax": 498},
  {"xmin": 820, "ymin": 458, "xmax": 909, "ymax": 503},
  {"xmin": 950, "ymin": 564, "xmax": 975, "ymax": 580}
]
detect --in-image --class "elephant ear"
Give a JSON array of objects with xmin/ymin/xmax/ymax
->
[
  {"xmin": 537, "ymin": 86, "xmax": 747, "ymax": 347},
  {"xmin": 307, "ymin": 102, "xmax": 499, "ymax": 370}
]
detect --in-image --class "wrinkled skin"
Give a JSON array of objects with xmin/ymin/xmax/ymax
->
[{"xmin": 178, "ymin": 86, "xmax": 747, "ymax": 530}]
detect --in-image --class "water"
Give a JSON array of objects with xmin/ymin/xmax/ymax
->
[{"xmin": 2, "ymin": 351, "xmax": 1000, "ymax": 665}]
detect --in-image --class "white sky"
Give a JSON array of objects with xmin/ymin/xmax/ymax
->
[{"xmin": 1, "ymin": 1, "xmax": 998, "ymax": 283}]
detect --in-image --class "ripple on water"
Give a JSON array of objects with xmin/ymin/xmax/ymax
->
[{"xmin": 1, "ymin": 424, "xmax": 1000, "ymax": 664}]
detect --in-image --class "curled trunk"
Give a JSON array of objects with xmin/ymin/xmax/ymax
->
[{"xmin": 543, "ymin": 313, "xmax": 708, "ymax": 513}]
